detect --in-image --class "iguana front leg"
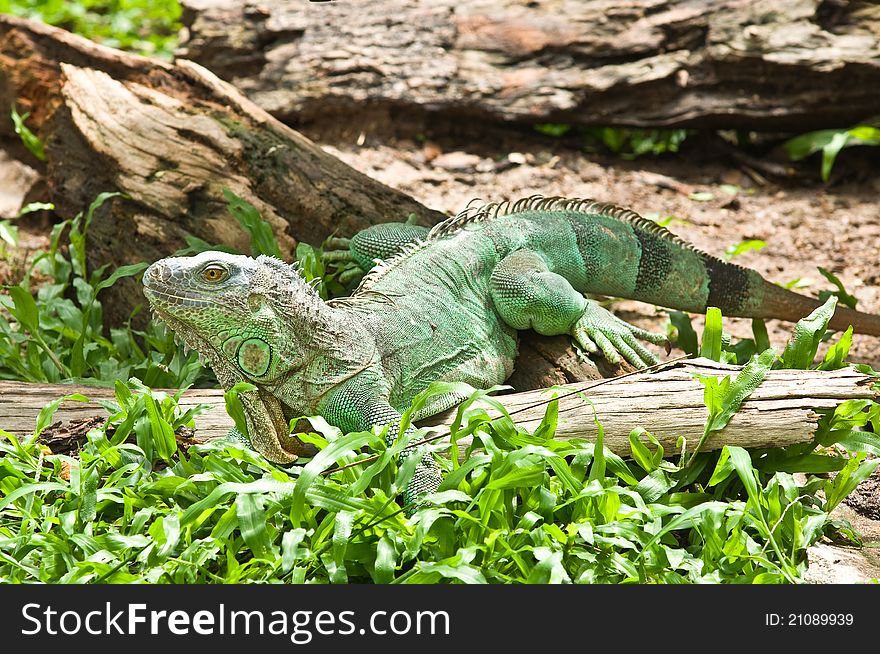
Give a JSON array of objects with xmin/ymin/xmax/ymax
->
[
  {"xmin": 489, "ymin": 249, "xmax": 667, "ymax": 368},
  {"xmin": 237, "ymin": 387, "xmax": 317, "ymax": 461},
  {"xmin": 323, "ymin": 223, "xmax": 431, "ymax": 284},
  {"xmin": 319, "ymin": 380, "xmax": 442, "ymax": 507}
]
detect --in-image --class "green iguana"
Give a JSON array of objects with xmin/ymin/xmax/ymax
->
[{"xmin": 142, "ymin": 196, "xmax": 880, "ymax": 505}]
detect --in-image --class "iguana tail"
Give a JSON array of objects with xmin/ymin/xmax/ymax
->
[
  {"xmin": 751, "ymin": 279, "xmax": 880, "ymax": 336},
  {"xmin": 666, "ymin": 244, "xmax": 880, "ymax": 336},
  {"xmin": 576, "ymin": 203, "xmax": 880, "ymax": 337},
  {"xmin": 579, "ymin": 208, "xmax": 880, "ymax": 337}
]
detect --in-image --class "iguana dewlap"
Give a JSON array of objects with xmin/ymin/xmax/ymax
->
[{"xmin": 142, "ymin": 196, "xmax": 880, "ymax": 505}]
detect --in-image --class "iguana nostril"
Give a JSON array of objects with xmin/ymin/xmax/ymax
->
[{"xmin": 143, "ymin": 261, "xmax": 172, "ymax": 285}]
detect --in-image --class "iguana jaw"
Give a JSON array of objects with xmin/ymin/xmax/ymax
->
[
  {"xmin": 143, "ymin": 291, "xmax": 239, "ymax": 384},
  {"xmin": 144, "ymin": 294, "xmax": 311, "ymax": 462}
]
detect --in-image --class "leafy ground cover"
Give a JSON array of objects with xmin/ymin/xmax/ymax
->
[{"xmin": 1, "ymin": 0, "xmax": 182, "ymax": 58}]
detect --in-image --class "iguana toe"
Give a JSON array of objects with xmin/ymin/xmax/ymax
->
[{"xmin": 572, "ymin": 300, "xmax": 663, "ymax": 369}]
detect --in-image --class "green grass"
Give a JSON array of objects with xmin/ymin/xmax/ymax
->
[
  {"xmin": 0, "ymin": 192, "xmax": 209, "ymax": 387},
  {"xmin": 1, "ymin": 273, "xmax": 878, "ymax": 582},
  {"xmin": 534, "ymin": 124, "xmax": 691, "ymax": 158},
  {"xmin": 784, "ymin": 124, "xmax": 880, "ymax": 182},
  {"xmin": 1, "ymin": 0, "xmax": 182, "ymax": 59},
  {"xmin": 532, "ymin": 120, "xmax": 880, "ymax": 182}
]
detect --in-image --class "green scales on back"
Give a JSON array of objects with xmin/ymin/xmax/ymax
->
[
  {"xmin": 143, "ymin": 196, "xmax": 880, "ymax": 507},
  {"xmin": 348, "ymin": 196, "xmax": 769, "ymax": 317}
]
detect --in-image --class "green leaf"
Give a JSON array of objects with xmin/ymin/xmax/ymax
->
[
  {"xmin": 222, "ymin": 188, "xmax": 283, "ymax": 258},
  {"xmin": 723, "ymin": 240, "xmax": 766, "ymax": 261},
  {"xmin": 281, "ymin": 528, "xmax": 308, "ymax": 573},
  {"xmin": 668, "ymin": 311, "xmax": 698, "ymax": 356},
  {"xmin": 824, "ymin": 454, "xmax": 880, "ymax": 512},
  {"xmin": 373, "ymin": 535, "xmax": 397, "ymax": 584},
  {"xmin": 818, "ymin": 326, "xmax": 853, "ymax": 371},
  {"xmin": 817, "ymin": 267, "xmax": 858, "ymax": 310},
  {"xmin": 10, "ymin": 107, "xmax": 46, "ymax": 161},
  {"xmin": 751, "ymin": 319, "xmax": 770, "ymax": 352},
  {"xmin": 70, "ymin": 192, "xmax": 122, "ymax": 279},
  {"xmin": 629, "ymin": 428, "xmax": 660, "ymax": 473},
  {"xmin": 143, "ymin": 394, "xmax": 177, "ymax": 461},
  {"xmin": 329, "ymin": 510, "xmax": 354, "ymax": 583},
  {"xmin": 223, "ymin": 381, "xmax": 258, "ymax": 437},
  {"xmin": 93, "ymin": 262, "xmax": 150, "ymax": 293},
  {"xmin": 0, "ymin": 482, "xmax": 72, "ymax": 512},
  {"xmin": 17, "ymin": 202, "xmax": 54, "ymax": 217},
  {"xmin": 292, "ymin": 430, "xmax": 377, "ymax": 522},
  {"xmin": 534, "ymin": 123, "xmax": 571, "ymax": 138},
  {"xmin": 700, "ymin": 307, "xmax": 723, "ymax": 361},
  {"xmin": 235, "ymin": 493, "xmax": 274, "ymax": 561},
  {"xmin": 821, "ymin": 131, "xmax": 850, "ymax": 181},
  {"xmin": 0, "ymin": 220, "xmax": 18, "ymax": 247},
  {"xmin": 784, "ymin": 129, "xmax": 839, "ymax": 161},
  {"xmin": 6, "ymin": 285, "xmax": 40, "ymax": 333},
  {"xmin": 34, "ymin": 393, "xmax": 90, "ymax": 440},
  {"xmin": 486, "ymin": 464, "xmax": 545, "ymax": 490},
  {"xmin": 757, "ymin": 453, "xmax": 846, "ymax": 474},
  {"xmin": 783, "ymin": 125, "xmax": 880, "ymax": 181},
  {"xmin": 780, "ymin": 296, "xmax": 837, "ymax": 369},
  {"xmin": 708, "ymin": 448, "xmax": 734, "ymax": 486},
  {"xmin": 726, "ymin": 446, "xmax": 760, "ymax": 508},
  {"xmin": 634, "ymin": 469, "xmax": 674, "ymax": 502},
  {"xmin": 691, "ymin": 348, "xmax": 775, "ymax": 462}
]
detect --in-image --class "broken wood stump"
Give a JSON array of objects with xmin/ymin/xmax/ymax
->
[{"xmin": 1, "ymin": 359, "xmax": 875, "ymax": 460}]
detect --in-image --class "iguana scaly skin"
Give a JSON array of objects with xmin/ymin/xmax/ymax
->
[{"xmin": 142, "ymin": 196, "xmax": 880, "ymax": 506}]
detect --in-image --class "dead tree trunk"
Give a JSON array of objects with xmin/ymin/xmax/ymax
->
[
  {"xmin": 0, "ymin": 14, "xmax": 444, "ymax": 325},
  {"xmin": 179, "ymin": 0, "xmax": 880, "ymax": 133},
  {"xmin": 2, "ymin": 359, "xmax": 875, "ymax": 459}
]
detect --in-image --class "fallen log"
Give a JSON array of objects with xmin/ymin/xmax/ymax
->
[
  {"xmin": 1, "ymin": 359, "xmax": 875, "ymax": 459},
  {"xmin": 179, "ymin": 0, "xmax": 880, "ymax": 133}
]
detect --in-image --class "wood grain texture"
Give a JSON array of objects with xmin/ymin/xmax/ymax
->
[
  {"xmin": 2, "ymin": 359, "xmax": 874, "ymax": 459},
  {"xmin": 179, "ymin": 0, "xmax": 880, "ymax": 131}
]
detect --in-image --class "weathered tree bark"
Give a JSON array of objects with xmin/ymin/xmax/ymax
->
[
  {"xmin": 3, "ymin": 359, "xmax": 875, "ymax": 459},
  {"xmin": 179, "ymin": 0, "xmax": 880, "ymax": 133},
  {"xmin": 0, "ymin": 14, "xmax": 443, "ymax": 324}
]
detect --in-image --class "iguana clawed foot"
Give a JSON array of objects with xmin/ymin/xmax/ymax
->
[
  {"xmin": 572, "ymin": 299, "xmax": 667, "ymax": 369},
  {"xmin": 322, "ymin": 236, "xmax": 367, "ymax": 285}
]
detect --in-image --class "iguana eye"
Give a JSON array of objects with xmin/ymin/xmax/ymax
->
[{"xmin": 202, "ymin": 264, "xmax": 228, "ymax": 283}]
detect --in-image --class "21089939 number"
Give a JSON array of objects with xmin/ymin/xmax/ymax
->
[{"xmin": 765, "ymin": 613, "xmax": 854, "ymax": 627}]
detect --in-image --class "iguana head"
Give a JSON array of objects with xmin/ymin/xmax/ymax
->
[
  {"xmin": 142, "ymin": 251, "xmax": 328, "ymax": 461},
  {"xmin": 143, "ymin": 251, "xmax": 322, "ymax": 383}
]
